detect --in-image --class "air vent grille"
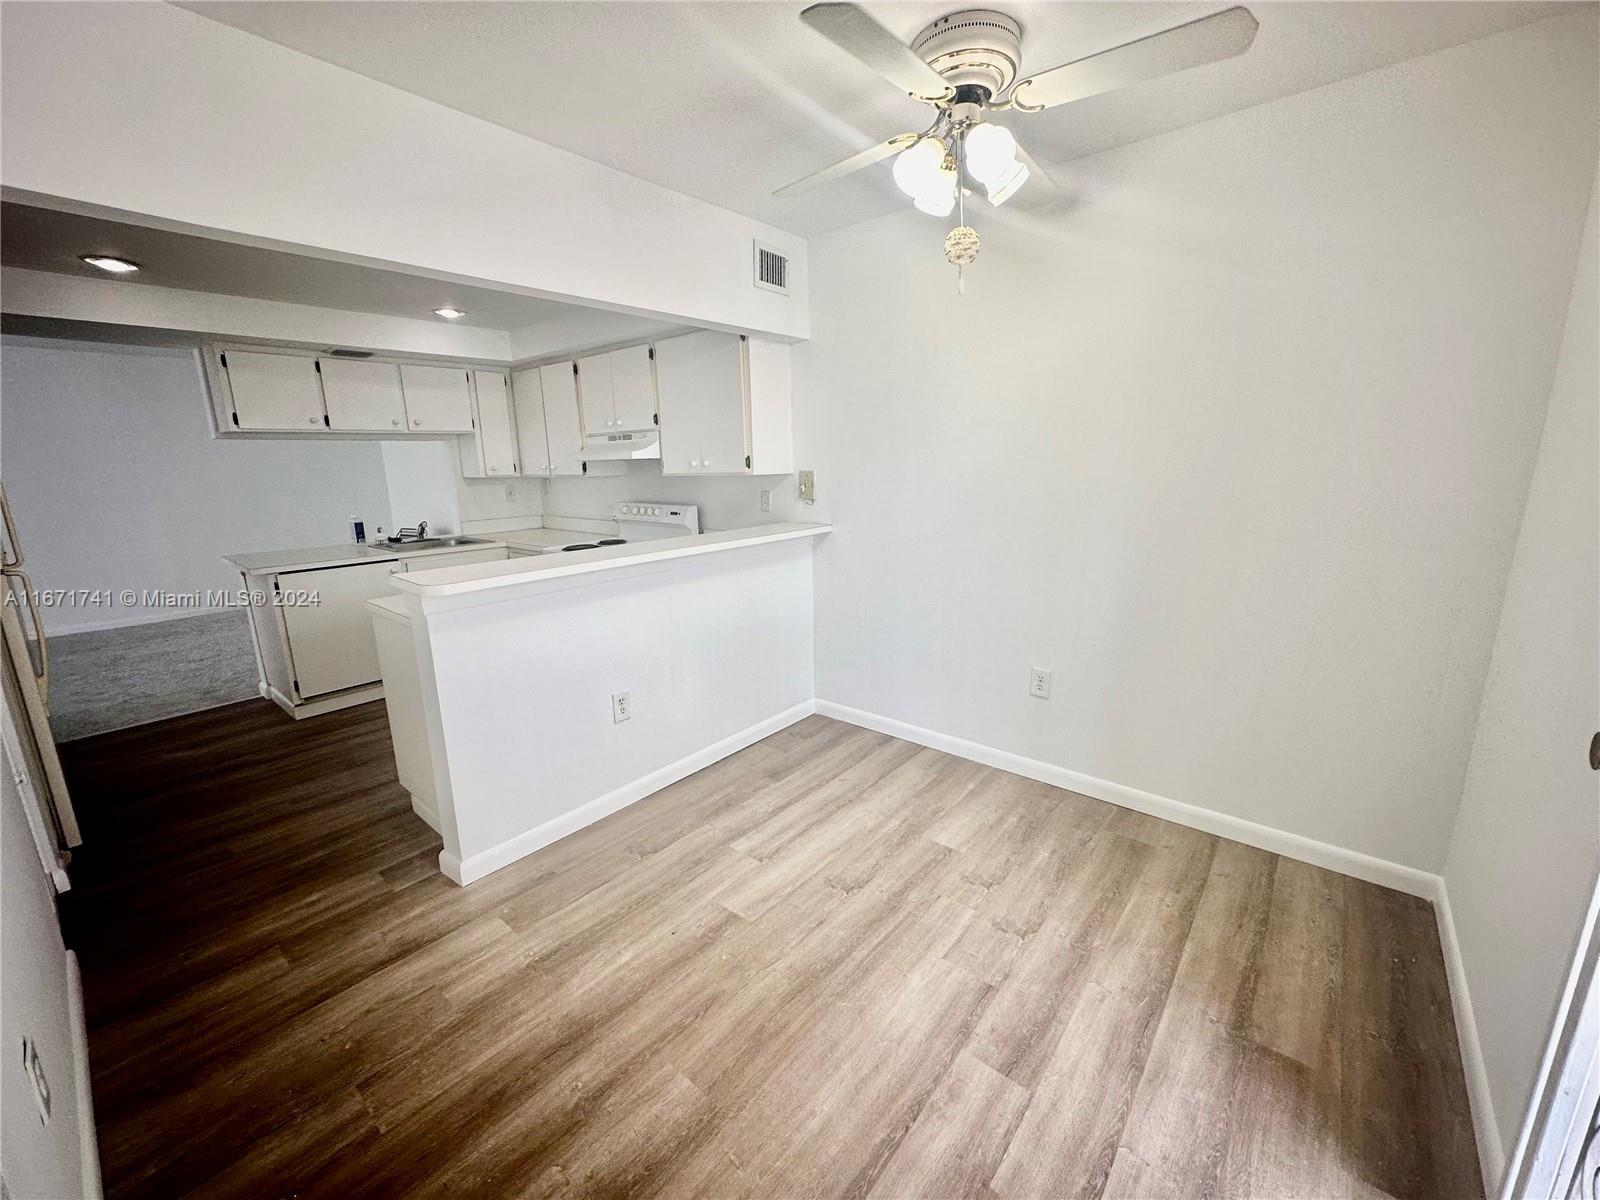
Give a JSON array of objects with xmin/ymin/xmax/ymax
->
[{"xmin": 753, "ymin": 241, "xmax": 790, "ymax": 294}]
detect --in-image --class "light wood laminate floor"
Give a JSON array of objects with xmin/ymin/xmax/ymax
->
[{"xmin": 61, "ymin": 700, "xmax": 1480, "ymax": 1199}]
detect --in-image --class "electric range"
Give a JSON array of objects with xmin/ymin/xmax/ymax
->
[{"xmin": 534, "ymin": 502, "xmax": 701, "ymax": 553}]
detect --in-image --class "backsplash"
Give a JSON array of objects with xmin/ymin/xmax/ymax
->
[
  {"xmin": 458, "ymin": 474, "xmax": 545, "ymax": 524},
  {"xmin": 545, "ymin": 462, "xmax": 797, "ymax": 531}
]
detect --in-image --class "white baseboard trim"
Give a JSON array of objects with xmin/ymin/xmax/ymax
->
[
  {"xmin": 1434, "ymin": 877, "xmax": 1504, "ymax": 1195},
  {"xmin": 266, "ymin": 682, "xmax": 384, "ymax": 721},
  {"xmin": 445, "ymin": 700, "xmax": 817, "ymax": 886},
  {"xmin": 815, "ymin": 700, "xmax": 1439, "ymax": 899},
  {"xmin": 410, "ymin": 794, "xmax": 441, "ymax": 834}
]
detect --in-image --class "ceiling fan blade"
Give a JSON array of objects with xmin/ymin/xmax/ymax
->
[
  {"xmin": 800, "ymin": 4, "xmax": 954, "ymax": 103},
  {"xmin": 1010, "ymin": 141, "xmax": 1063, "ymax": 202},
  {"xmin": 1009, "ymin": 6, "xmax": 1258, "ymax": 112},
  {"xmin": 773, "ymin": 133, "xmax": 918, "ymax": 198}
]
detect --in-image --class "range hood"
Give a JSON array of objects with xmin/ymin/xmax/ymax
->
[{"xmin": 582, "ymin": 428, "xmax": 660, "ymax": 460}]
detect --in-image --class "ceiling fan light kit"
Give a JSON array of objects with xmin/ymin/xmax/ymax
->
[{"xmin": 783, "ymin": 2, "xmax": 1260, "ymax": 283}]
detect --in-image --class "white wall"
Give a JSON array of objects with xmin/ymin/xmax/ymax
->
[
  {"xmin": 455, "ymin": 473, "xmax": 545, "ymax": 532},
  {"xmin": 1, "ymin": 749, "xmax": 94, "ymax": 1199},
  {"xmin": 379, "ymin": 440, "xmax": 464, "ymax": 537},
  {"xmin": 409, "ymin": 539, "xmax": 817, "ymax": 881},
  {"xmin": 793, "ymin": 10, "xmax": 1598, "ymax": 872},
  {"xmin": 0, "ymin": 1, "xmax": 807, "ymax": 340},
  {"xmin": 1, "ymin": 338, "xmax": 398, "ymax": 632},
  {"xmin": 1441, "ymin": 171, "xmax": 1600, "ymax": 1174}
]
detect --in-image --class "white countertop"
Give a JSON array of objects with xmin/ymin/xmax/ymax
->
[
  {"xmin": 395, "ymin": 523, "xmax": 831, "ymax": 600},
  {"xmin": 225, "ymin": 538, "xmax": 507, "ymax": 574},
  {"xmin": 494, "ymin": 526, "xmax": 617, "ymax": 552}
]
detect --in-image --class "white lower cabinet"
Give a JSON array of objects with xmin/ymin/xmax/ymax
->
[
  {"xmin": 275, "ymin": 560, "xmax": 399, "ymax": 699},
  {"xmin": 250, "ymin": 546, "xmax": 510, "ymax": 711},
  {"xmin": 654, "ymin": 331, "xmax": 792, "ymax": 476}
]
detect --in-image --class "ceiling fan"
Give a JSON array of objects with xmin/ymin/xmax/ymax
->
[{"xmin": 776, "ymin": 3, "xmax": 1258, "ymax": 280}]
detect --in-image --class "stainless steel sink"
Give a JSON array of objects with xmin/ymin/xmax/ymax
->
[{"xmin": 383, "ymin": 536, "xmax": 491, "ymax": 550}]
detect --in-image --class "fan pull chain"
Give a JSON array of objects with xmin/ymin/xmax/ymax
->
[
  {"xmin": 958, "ymin": 132, "xmax": 966, "ymax": 297},
  {"xmin": 942, "ymin": 126, "xmax": 980, "ymax": 295}
]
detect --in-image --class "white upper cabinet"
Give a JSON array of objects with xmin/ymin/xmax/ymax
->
[
  {"xmin": 511, "ymin": 368, "xmax": 553, "ymax": 477},
  {"xmin": 399, "ymin": 365, "xmax": 476, "ymax": 432},
  {"xmin": 577, "ymin": 345, "xmax": 657, "ymax": 434},
  {"xmin": 221, "ymin": 350, "xmax": 327, "ymax": 431},
  {"xmin": 609, "ymin": 345, "xmax": 657, "ymax": 431},
  {"xmin": 541, "ymin": 361, "xmax": 587, "ymax": 477},
  {"xmin": 575, "ymin": 352, "xmax": 614, "ymax": 437},
  {"xmin": 459, "ymin": 370, "xmax": 517, "ymax": 477},
  {"xmin": 319, "ymin": 359, "xmax": 406, "ymax": 431},
  {"xmin": 655, "ymin": 332, "xmax": 793, "ymax": 476}
]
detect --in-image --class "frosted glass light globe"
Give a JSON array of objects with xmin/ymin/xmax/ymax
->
[
  {"xmin": 892, "ymin": 138, "xmax": 947, "ymax": 199},
  {"xmin": 985, "ymin": 159, "xmax": 1030, "ymax": 206},
  {"xmin": 964, "ymin": 123, "xmax": 1018, "ymax": 185}
]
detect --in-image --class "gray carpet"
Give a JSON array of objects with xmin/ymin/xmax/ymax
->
[{"xmin": 49, "ymin": 610, "xmax": 260, "ymax": 741}]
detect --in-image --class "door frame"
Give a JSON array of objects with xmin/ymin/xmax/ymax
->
[{"xmin": 1503, "ymin": 872, "xmax": 1600, "ymax": 1198}]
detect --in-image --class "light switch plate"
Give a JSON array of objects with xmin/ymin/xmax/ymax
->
[{"xmin": 798, "ymin": 470, "xmax": 815, "ymax": 505}]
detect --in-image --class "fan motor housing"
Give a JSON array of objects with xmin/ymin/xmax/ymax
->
[{"xmin": 912, "ymin": 9, "xmax": 1023, "ymax": 98}]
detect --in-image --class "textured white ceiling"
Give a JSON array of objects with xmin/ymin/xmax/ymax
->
[{"xmin": 175, "ymin": 1, "xmax": 1570, "ymax": 236}]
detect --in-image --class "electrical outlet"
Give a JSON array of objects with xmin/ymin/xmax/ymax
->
[
  {"xmin": 759, "ymin": 490, "xmax": 772, "ymax": 513},
  {"xmin": 1028, "ymin": 668, "xmax": 1051, "ymax": 700},
  {"xmin": 612, "ymin": 691, "xmax": 631, "ymax": 724},
  {"xmin": 798, "ymin": 469, "xmax": 815, "ymax": 505},
  {"xmin": 504, "ymin": 483, "xmax": 516, "ymax": 502}
]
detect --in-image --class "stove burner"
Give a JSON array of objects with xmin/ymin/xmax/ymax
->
[
  {"xmin": 596, "ymin": 538, "xmax": 627, "ymax": 546},
  {"xmin": 560, "ymin": 543, "xmax": 598, "ymax": 552}
]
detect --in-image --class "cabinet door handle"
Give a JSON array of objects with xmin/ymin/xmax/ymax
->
[
  {"xmin": 392, "ymin": 419, "xmax": 400, "ymax": 427},
  {"xmin": 308, "ymin": 416, "xmax": 319, "ymax": 425},
  {"xmin": 413, "ymin": 418, "xmax": 422, "ymax": 427}
]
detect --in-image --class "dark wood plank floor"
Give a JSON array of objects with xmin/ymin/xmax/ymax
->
[{"xmin": 59, "ymin": 699, "xmax": 1481, "ymax": 1199}]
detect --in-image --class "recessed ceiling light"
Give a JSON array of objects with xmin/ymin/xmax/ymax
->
[
  {"xmin": 80, "ymin": 255, "xmax": 140, "ymax": 274},
  {"xmin": 433, "ymin": 307, "xmax": 466, "ymax": 320}
]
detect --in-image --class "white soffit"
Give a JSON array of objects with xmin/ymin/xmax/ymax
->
[{"xmin": 0, "ymin": 202, "xmax": 682, "ymax": 344}]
